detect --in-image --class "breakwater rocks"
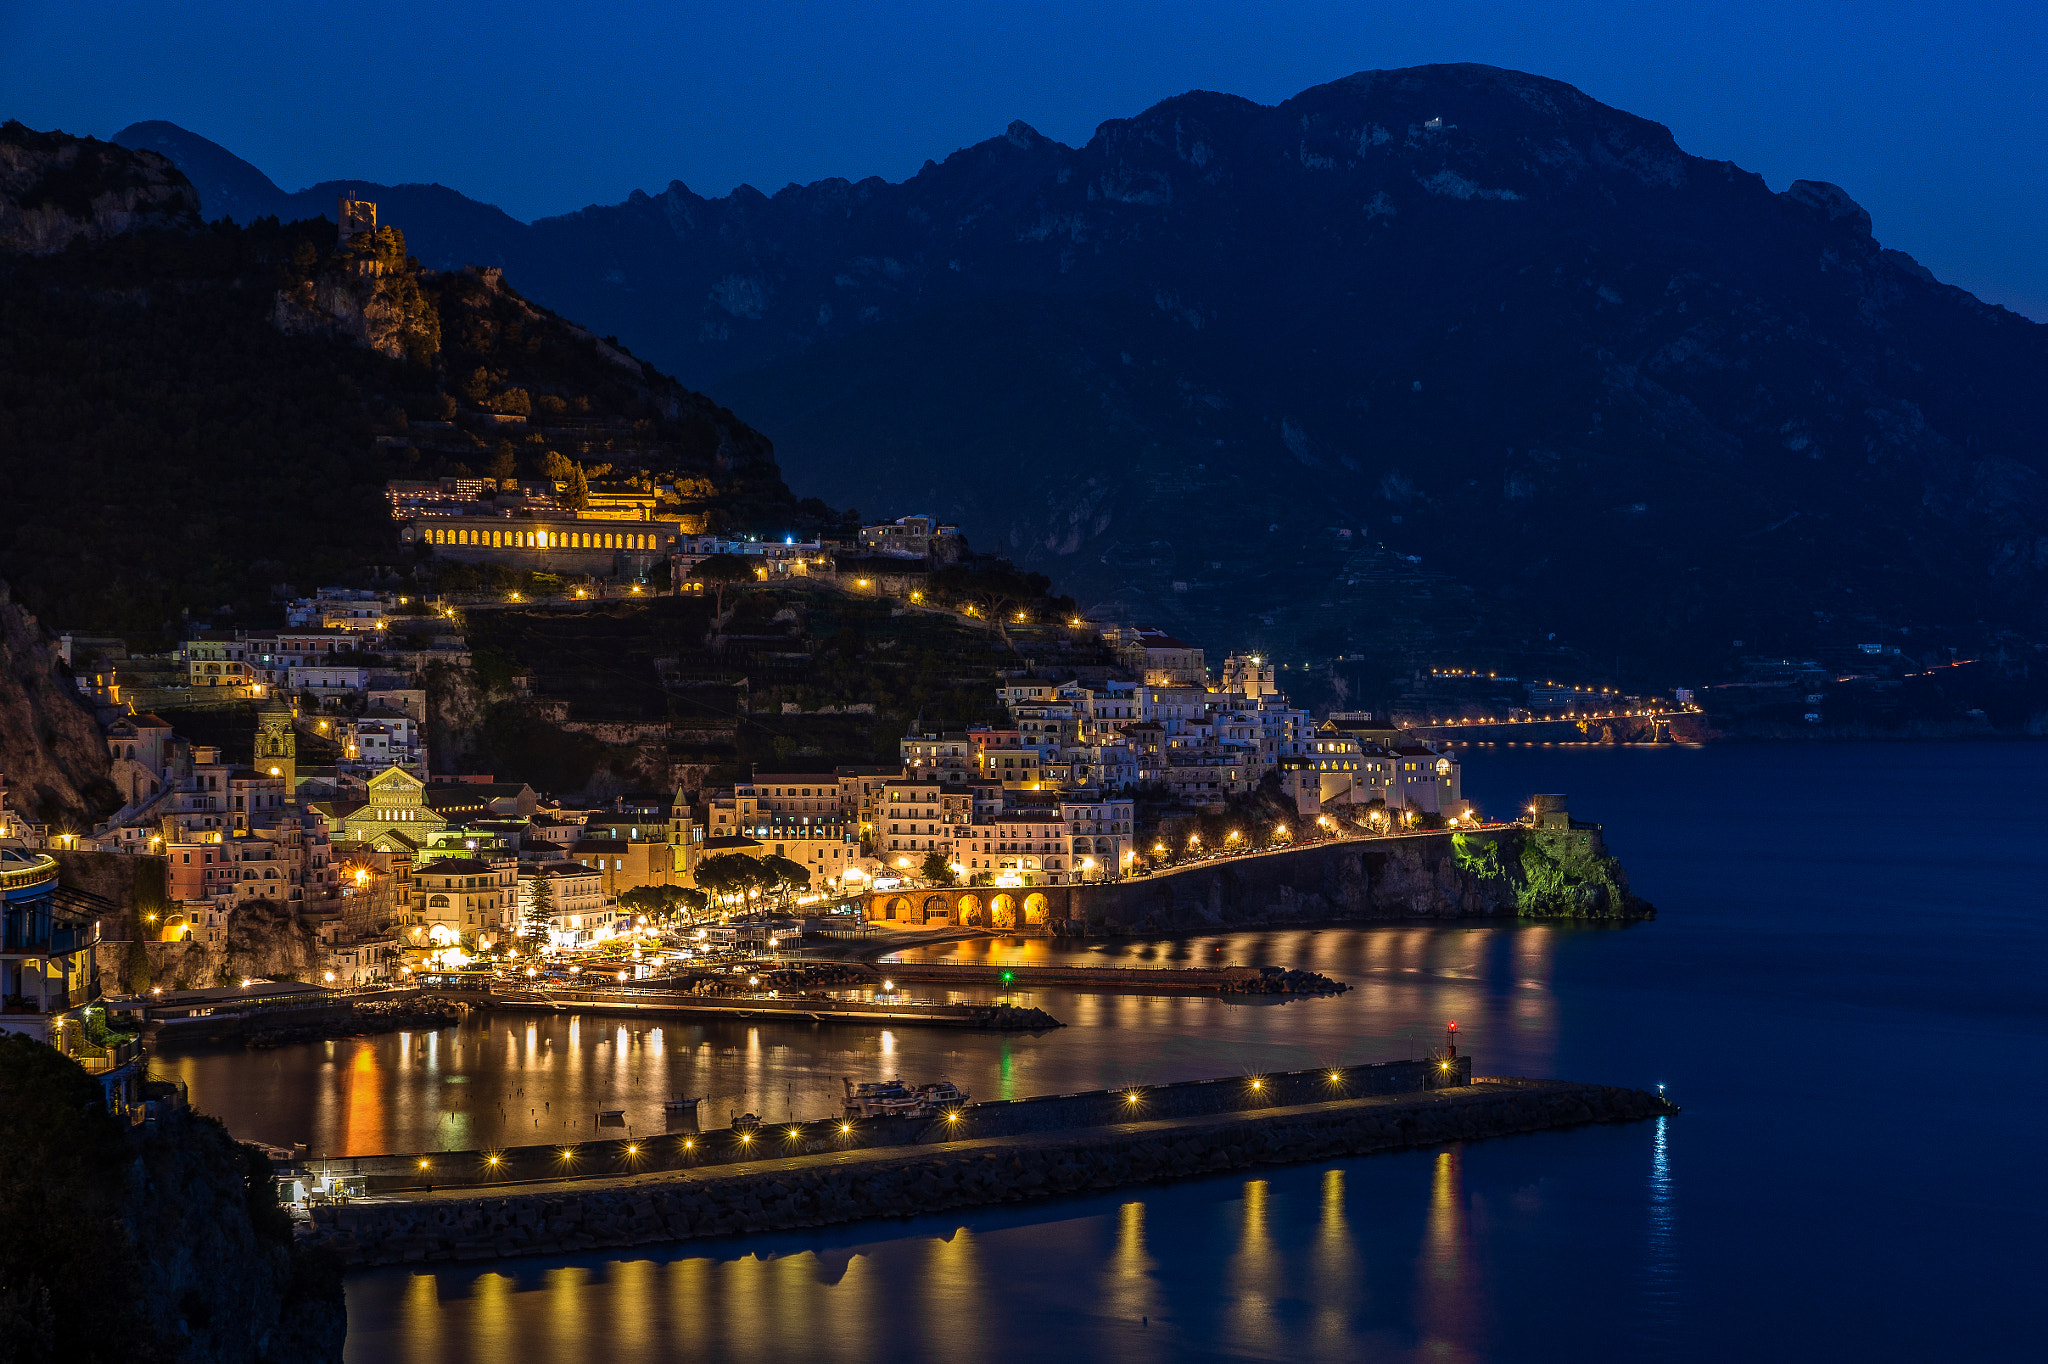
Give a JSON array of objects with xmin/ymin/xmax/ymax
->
[
  {"xmin": 974, "ymin": 1003, "xmax": 1062, "ymax": 1028},
  {"xmin": 868, "ymin": 960, "xmax": 1347, "ymax": 997},
  {"xmin": 308, "ymin": 1078, "xmax": 1673, "ymax": 1267},
  {"xmin": 245, "ymin": 997, "xmax": 469, "ymax": 1048},
  {"xmin": 1228, "ymin": 966, "xmax": 1346, "ymax": 995}
]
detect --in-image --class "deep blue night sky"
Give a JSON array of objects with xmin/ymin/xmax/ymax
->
[{"xmin": 6, "ymin": 1, "xmax": 2044, "ymax": 319}]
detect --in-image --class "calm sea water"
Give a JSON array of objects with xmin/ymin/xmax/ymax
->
[{"xmin": 202, "ymin": 741, "xmax": 2048, "ymax": 1361}]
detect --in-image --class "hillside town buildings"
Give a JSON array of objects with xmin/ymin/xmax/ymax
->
[{"xmin": 38, "ymin": 552, "xmax": 1483, "ymax": 987}]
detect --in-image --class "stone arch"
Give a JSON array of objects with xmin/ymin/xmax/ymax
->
[
  {"xmin": 956, "ymin": 893, "xmax": 983, "ymax": 925},
  {"xmin": 1023, "ymin": 892, "xmax": 1049, "ymax": 925},
  {"xmin": 921, "ymin": 895, "xmax": 950, "ymax": 923},
  {"xmin": 885, "ymin": 896, "xmax": 910, "ymax": 921},
  {"xmin": 428, "ymin": 895, "xmax": 450, "ymax": 908},
  {"xmin": 991, "ymin": 893, "xmax": 1017, "ymax": 930}
]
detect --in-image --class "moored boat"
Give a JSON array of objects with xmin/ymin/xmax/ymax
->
[{"xmin": 841, "ymin": 1075, "xmax": 972, "ymax": 1119}]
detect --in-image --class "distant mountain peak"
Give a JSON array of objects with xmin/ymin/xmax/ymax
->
[
  {"xmin": 1785, "ymin": 179, "xmax": 1873, "ymax": 236},
  {"xmin": 112, "ymin": 120, "xmax": 287, "ymax": 223}
]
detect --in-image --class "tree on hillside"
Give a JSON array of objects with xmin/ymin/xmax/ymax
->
[
  {"xmin": 919, "ymin": 851, "xmax": 957, "ymax": 887},
  {"xmin": 521, "ymin": 873, "xmax": 554, "ymax": 952},
  {"xmin": 690, "ymin": 554, "xmax": 757, "ymax": 624},
  {"xmin": 933, "ymin": 562, "xmax": 1056, "ymax": 651}
]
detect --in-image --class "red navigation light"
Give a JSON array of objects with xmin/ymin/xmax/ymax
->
[{"xmin": 1447, "ymin": 1021, "xmax": 1458, "ymax": 1032}]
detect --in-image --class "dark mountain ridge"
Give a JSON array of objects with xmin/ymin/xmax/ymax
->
[{"xmin": 113, "ymin": 68, "xmax": 2048, "ymax": 682}]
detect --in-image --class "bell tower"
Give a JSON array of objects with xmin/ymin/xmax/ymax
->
[{"xmin": 255, "ymin": 695, "xmax": 297, "ymax": 790}]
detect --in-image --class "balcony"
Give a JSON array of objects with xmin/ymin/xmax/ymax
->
[
  {"xmin": 0, "ymin": 851, "xmax": 59, "ymax": 894},
  {"xmin": 65, "ymin": 1036, "xmax": 141, "ymax": 1075}
]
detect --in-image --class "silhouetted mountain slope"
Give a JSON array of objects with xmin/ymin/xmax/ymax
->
[
  {"xmin": 114, "ymin": 121, "xmax": 529, "ymax": 272},
  {"xmin": 1, "ymin": 125, "xmax": 794, "ymax": 645},
  {"xmin": 116, "ymin": 68, "xmax": 2048, "ymax": 680}
]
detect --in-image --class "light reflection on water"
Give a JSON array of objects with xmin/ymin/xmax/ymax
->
[
  {"xmin": 162, "ymin": 922, "xmax": 1569, "ymax": 1156},
  {"xmin": 350, "ymin": 1138, "xmax": 1525, "ymax": 1364},
  {"xmin": 337, "ymin": 742, "xmax": 2048, "ymax": 1361}
]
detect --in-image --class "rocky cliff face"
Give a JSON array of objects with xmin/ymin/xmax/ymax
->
[
  {"xmin": 270, "ymin": 227, "xmax": 441, "ymax": 364},
  {"xmin": 0, "ymin": 581, "xmax": 118, "ymax": 826},
  {"xmin": 0, "ymin": 120, "xmax": 198, "ymax": 253},
  {"xmin": 1080, "ymin": 829, "xmax": 1651, "ymax": 935},
  {"xmin": 0, "ymin": 1033, "xmax": 344, "ymax": 1363},
  {"xmin": 123, "ymin": 1110, "xmax": 347, "ymax": 1362}
]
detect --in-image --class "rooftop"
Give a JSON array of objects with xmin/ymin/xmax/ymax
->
[{"xmin": 414, "ymin": 857, "xmax": 498, "ymax": 875}]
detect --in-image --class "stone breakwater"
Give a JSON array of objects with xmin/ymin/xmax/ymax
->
[
  {"xmin": 864, "ymin": 960, "xmax": 1348, "ymax": 996},
  {"xmin": 308, "ymin": 1079, "xmax": 1674, "ymax": 1267},
  {"xmin": 311, "ymin": 1057, "xmax": 1466, "ymax": 1194}
]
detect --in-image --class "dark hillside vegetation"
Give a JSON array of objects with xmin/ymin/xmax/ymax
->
[
  {"xmin": 441, "ymin": 585, "xmax": 1094, "ymax": 793},
  {"xmin": 0, "ymin": 124, "xmax": 802, "ymax": 646},
  {"xmin": 0, "ymin": 1034, "xmax": 344, "ymax": 1362}
]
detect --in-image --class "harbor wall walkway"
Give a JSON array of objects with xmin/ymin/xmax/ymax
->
[
  {"xmin": 307, "ymin": 1076, "xmax": 1674, "ymax": 1267},
  {"xmin": 304, "ymin": 1056, "xmax": 1469, "ymax": 1191}
]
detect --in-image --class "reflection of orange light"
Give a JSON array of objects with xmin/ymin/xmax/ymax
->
[{"xmin": 343, "ymin": 1043, "xmax": 384, "ymax": 1155}]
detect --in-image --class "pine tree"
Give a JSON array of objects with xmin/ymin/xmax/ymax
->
[{"xmin": 522, "ymin": 872, "xmax": 555, "ymax": 951}]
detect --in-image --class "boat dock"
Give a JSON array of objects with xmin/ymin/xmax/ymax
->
[
  {"xmin": 468, "ymin": 985, "xmax": 1060, "ymax": 1030},
  {"xmin": 833, "ymin": 960, "xmax": 1345, "ymax": 995}
]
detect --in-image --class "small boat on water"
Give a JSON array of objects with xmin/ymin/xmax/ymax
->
[
  {"xmin": 664, "ymin": 1096, "xmax": 704, "ymax": 1130},
  {"xmin": 841, "ymin": 1075, "xmax": 971, "ymax": 1119}
]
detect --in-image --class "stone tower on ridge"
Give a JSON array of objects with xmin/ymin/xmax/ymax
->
[
  {"xmin": 255, "ymin": 694, "xmax": 296, "ymax": 790},
  {"xmin": 337, "ymin": 194, "xmax": 376, "ymax": 245}
]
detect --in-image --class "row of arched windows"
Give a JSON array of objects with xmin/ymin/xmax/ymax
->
[{"xmin": 427, "ymin": 527, "xmax": 655, "ymax": 550}]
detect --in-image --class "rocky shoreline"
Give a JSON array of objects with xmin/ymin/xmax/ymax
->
[{"xmin": 242, "ymin": 998, "xmax": 470, "ymax": 1049}]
